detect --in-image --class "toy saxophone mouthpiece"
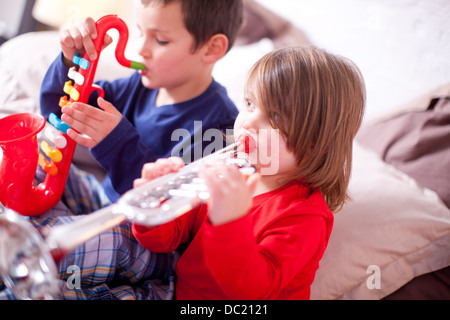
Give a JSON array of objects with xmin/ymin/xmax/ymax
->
[
  {"xmin": 0, "ymin": 15, "xmax": 143, "ymax": 216},
  {"xmin": 238, "ymin": 134, "xmax": 255, "ymax": 154}
]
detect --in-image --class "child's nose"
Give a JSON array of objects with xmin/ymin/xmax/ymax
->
[
  {"xmin": 243, "ymin": 110, "xmax": 264, "ymax": 129},
  {"xmin": 138, "ymin": 41, "xmax": 152, "ymax": 59},
  {"xmin": 242, "ymin": 118, "xmax": 258, "ymax": 131}
]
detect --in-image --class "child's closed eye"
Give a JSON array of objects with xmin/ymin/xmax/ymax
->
[{"xmin": 156, "ymin": 39, "xmax": 169, "ymax": 45}]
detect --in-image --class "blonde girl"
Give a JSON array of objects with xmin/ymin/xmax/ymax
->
[{"xmin": 133, "ymin": 46, "xmax": 366, "ymax": 299}]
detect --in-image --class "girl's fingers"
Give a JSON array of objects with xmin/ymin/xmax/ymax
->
[{"xmin": 140, "ymin": 157, "xmax": 185, "ymax": 182}]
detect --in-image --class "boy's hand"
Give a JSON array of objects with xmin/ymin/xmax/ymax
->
[
  {"xmin": 134, "ymin": 157, "xmax": 186, "ymax": 188},
  {"xmin": 61, "ymin": 97, "xmax": 122, "ymax": 148},
  {"xmin": 200, "ymin": 163, "xmax": 260, "ymax": 226},
  {"xmin": 60, "ymin": 17, "xmax": 113, "ymax": 66}
]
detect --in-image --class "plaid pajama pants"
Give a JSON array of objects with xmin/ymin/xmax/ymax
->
[{"xmin": 0, "ymin": 165, "xmax": 176, "ymax": 300}]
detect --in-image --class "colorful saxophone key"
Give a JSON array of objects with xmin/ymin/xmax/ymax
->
[
  {"xmin": 49, "ymin": 113, "xmax": 71, "ymax": 134},
  {"xmin": 73, "ymin": 53, "xmax": 90, "ymax": 70}
]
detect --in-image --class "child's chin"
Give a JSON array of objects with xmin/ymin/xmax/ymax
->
[{"xmin": 140, "ymin": 77, "xmax": 157, "ymax": 90}]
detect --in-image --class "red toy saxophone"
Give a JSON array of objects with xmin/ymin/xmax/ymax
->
[{"xmin": 0, "ymin": 15, "xmax": 144, "ymax": 216}]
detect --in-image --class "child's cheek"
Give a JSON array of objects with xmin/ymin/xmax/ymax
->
[
  {"xmin": 256, "ymin": 130, "xmax": 284, "ymax": 176},
  {"xmin": 233, "ymin": 114, "xmax": 245, "ymax": 133}
]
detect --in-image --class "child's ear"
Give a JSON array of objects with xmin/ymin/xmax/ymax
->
[{"xmin": 203, "ymin": 34, "xmax": 229, "ymax": 64}]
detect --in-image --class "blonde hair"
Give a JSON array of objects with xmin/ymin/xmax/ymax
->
[{"xmin": 246, "ymin": 46, "xmax": 366, "ymax": 212}]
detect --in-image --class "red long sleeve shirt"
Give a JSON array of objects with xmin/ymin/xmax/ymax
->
[{"xmin": 132, "ymin": 180, "xmax": 333, "ymax": 300}]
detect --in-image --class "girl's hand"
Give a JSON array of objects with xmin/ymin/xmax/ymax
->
[
  {"xmin": 60, "ymin": 17, "xmax": 113, "ymax": 67},
  {"xmin": 134, "ymin": 157, "xmax": 185, "ymax": 188},
  {"xmin": 200, "ymin": 163, "xmax": 260, "ymax": 226},
  {"xmin": 61, "ymin": 97, "xmax": 122, "ymax": 148}
]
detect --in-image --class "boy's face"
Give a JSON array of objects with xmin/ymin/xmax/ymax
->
[
  {"xmin": 234, "ymin": 85, "xmax": 297, "ymax": 176},
  {"xmin": 136, "ymin": 2, "xmax": 206, "ymax": 90}
]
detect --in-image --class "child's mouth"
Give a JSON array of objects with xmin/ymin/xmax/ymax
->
[
  {"xmin": 138, "ymin": 69, "xmax": 148, "ymax": 76},
  {"xmin": 237, "ymin": 134, "xmax": 255, "ymax": 154}
]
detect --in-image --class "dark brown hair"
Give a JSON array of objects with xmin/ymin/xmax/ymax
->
[
  {"xmin": 141, "ymin": 0, "xmax": 243, "ymax": 52},
  {"xmin": 246, "ymin": 46, "xmax": 366, "ymax": 212}
]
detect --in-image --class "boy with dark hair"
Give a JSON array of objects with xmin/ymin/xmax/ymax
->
[
  {"xmin": 6, "ymin": 0, "xmax": 244, "ymax": 300},
  {"xmin": 41, "ymin": 0, "xmax": 243, "ymax": 202}
]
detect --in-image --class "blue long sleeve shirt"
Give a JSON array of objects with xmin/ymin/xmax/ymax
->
[{"xmin": 40, "ymin": 54, "xmax": 239, "ymax": 202}]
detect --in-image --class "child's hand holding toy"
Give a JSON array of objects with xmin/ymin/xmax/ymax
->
[
  {"xmin": 58, "ymin": 17, "xmax": 122, "ymax": 148},
  {"xmin": 61, "ymin": 97, "xmax": 123, "ymax": 148},
  {"xmin": 200, "ymin": 162, "xmax": 260, "ymax": 226},
  {"xmin": 60, "ymin": 17, "xmax": 113, "ymax": 67}
]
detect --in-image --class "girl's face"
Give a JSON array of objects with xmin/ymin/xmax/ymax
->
[
  {"xmin": 234, "ymin": 88, "xmax": 298, "ymax": 177},
  {"xmin": 136, "ymin": 2, "xmax": 206, "ymax": 90}
]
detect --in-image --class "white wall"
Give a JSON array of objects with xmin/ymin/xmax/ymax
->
[
  {"xmin": 115, "ymin": 0, "xmax": 450, "ymax": 121},
  {"xmin": 255, "ymin": 0, "xmax": 450, "ymax": 121}
]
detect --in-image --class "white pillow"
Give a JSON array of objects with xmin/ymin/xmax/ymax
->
[
  {"xmin": 0, "ymin": 31, "xmax": 136, "ymax": 118},
  {"xmin": 310, "ymin": 143, "xmax": 450, "ymax": 300}
]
